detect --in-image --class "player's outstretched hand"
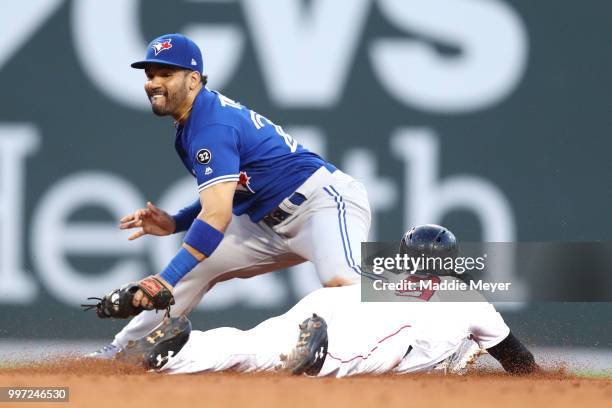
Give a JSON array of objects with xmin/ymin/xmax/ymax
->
[{"xmin": 119, "ymin": 202, "xmax": 176, "ymax": 240}]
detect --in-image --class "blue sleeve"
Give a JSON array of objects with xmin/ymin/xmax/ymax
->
[
  {"xmin": 188, "ymin": 124, "xmax": 240, "ymax": 192},
  {"xmin": 171, "ymin": 199, "xmax": 201, "ymax": 233}
]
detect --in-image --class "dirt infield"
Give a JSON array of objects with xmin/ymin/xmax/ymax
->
[{"xmin": 0, "ymin": 360, "xmax": 610, "ymax": 408}]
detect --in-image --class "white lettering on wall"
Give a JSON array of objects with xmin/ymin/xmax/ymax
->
[
  {"xmin": 71, "ymin": 0, "xmax": 149, "ymax": 110},
  {"xmin": 66, "ymin": 0, "xmax": 527, "ymax": 111},
  {"xmin": 0, "ymin": 126, "xmax": 40, "ymax": 302},
  {"xmin": 391, "ymin": 128, "xmax": 515, "ymax": 241},
  {"xmin": 243, "ymin": 0, "xmax": 371, "ymax": 107},
  {"xmin": 31, "ymin": 172, "xmax": 146, "ymax": 305},
  {"xmin": 371, "ymin": 0, "xmax": 528, "ymax": 113},
  {"xmin": 0, "ymin": 0, "xmax": 63, "ymax": 71},
  {"xmin": 0, "ymin": 0, "xmax": 529, "ymax": 112}
]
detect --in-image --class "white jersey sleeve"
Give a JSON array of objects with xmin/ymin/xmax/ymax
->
[{"xmin": 468, "ymin": 303, "xmax": 511, "ymax": 349}]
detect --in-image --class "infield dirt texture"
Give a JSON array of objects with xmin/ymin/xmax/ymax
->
[{"xmin": 0, "ymin": 360, "xmax": 610, "ymax": 408}]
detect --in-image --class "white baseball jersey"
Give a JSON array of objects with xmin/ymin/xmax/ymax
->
[{"xmin": 160, "ymin": 282, "xmax": 510, "ymax": 377}]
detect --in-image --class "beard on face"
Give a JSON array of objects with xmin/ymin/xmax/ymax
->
[
  {"xmin": 151, "ymin": 96, "xmax": 167, "ymax": 116},
  {"xmin": 150, "ymin": 76, "xmax": 190, "ymax": 117},
  {"xmin": 151, "ymin": 101, "xmax": 168, "ymax": 116}
]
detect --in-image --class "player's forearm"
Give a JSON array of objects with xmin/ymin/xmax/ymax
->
[
  {"xmin": 159, "ymin": 212, "xmax": 227, "ymax": 286},
  {"xmin": 171, "ymin": 199, "xmax": 202, "ymax": 233},
  {"xmin": 487, "ymin": 332, "xmax": 539, "ymax": 374},
  {"xmin": 180, "ymin": 209, "xmax": 230, "ymax": 260},
  {"xmin": 196, "ymin": 207, "xmax": 232, "ymax": 234}
]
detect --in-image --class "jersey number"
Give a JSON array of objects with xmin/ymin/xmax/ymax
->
[{"xmin": 219, "ymin": 94, "xmax": 298, "ymax": 153}]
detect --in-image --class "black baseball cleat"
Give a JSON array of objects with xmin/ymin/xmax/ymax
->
[
  {"xmin": 116, "ymin": 315, "xmax": 192, "ymax": 370},
  {"xmin": 281, "ymin": 313, "xmax": 328, "ymax": 376}
]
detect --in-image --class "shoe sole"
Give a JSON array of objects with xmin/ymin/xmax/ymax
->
[
  {"xmin": 116, "ymin": 315, "xmax": 191, "ymax": 369},
  {"xmin": 289, "ymin": 313, "xmax": 328, "ymax": 375}
]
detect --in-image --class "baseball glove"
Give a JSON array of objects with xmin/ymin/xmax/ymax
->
[{"xmin": 81, "ymin": 276, "xmax": 175, "ymax": 319}]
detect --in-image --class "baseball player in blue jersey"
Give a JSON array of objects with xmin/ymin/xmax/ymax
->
[{"xmin": 86, "ymin": 33, "xmax": 371, "ymax": 358}]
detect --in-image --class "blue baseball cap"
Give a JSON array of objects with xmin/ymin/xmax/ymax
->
[{"xmin": 131, "ymin": 33, "xmax": 203, "ymax": 73}]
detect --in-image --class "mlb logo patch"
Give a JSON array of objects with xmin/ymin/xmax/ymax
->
[{"xmin": 151, "ymin": 39, "xmax": 173, "ymax": 56}]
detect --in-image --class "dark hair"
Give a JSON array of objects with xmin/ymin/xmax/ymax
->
[{"xmin": 183, "ymin": 69, "xmax": 207, "ymax": 87}]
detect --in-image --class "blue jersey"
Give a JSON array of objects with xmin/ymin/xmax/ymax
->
[{"xmin": 175, "ymin": 88, "xmax": 330, "ymax": 222}]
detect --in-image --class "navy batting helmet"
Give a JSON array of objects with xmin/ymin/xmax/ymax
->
[{"xmin": 399, "ymin": 224, "xmax": 458, "ymax": 270}]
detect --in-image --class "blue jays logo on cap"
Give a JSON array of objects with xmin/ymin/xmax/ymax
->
[
  {"xmin": 151, "ymin": 38, "xmax": 173, "ymax": 56},
  {"xmin": 131, "ymin": 33, "xmax": 204, "ymax": 73}
]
